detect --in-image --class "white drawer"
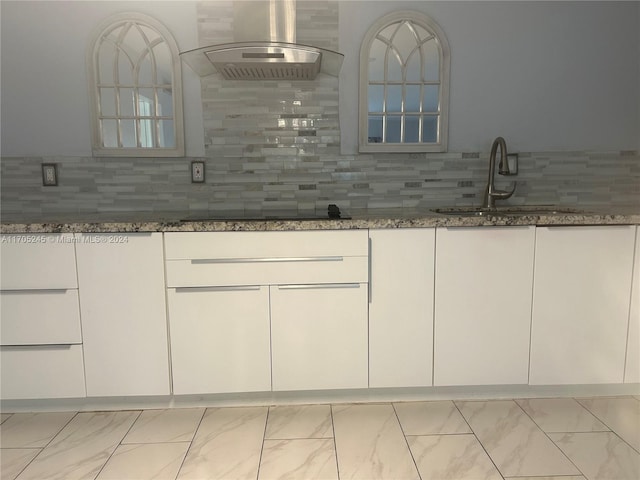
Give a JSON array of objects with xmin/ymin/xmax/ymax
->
[
  {"xmin": 1, "ymin": 290, "xmax": 82, "ymax": 345},
  {"xmin": 164, "ymin": 230, "xmax": 369, "ymax": 260},
  {"xmin": 166, "ymin": 256, "xmax": 369, "ymax": 287},
  {"xmin": 0, "ymin": 345, "xmax": 86, "ymax": 399},
  {"xmin": 0, "ymin": 234, "xmax": 77, "ymax": 289}
]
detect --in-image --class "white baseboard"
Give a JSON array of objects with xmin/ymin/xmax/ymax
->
[{"xmin": 2, "ymin": 383, "xmax": 639, "ymax": 413}]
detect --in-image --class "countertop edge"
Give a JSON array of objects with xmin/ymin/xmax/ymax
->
[{"xmin": 2, "ymin": 212, "xmax": 639, "ymax": 233}]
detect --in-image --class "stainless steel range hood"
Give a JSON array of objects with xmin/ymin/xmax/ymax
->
[{"xmin": 180, "ymin": 0, "xmax": 344, "ymax": 80}]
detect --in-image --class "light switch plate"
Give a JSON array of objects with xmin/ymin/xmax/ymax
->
[
  {"xmin": 191, "ymin": 161, "xmax": 205, "ymax": 183},
  {"xmin": 42, "ymin": 163, "xmax": 58, "ymax": 186}
]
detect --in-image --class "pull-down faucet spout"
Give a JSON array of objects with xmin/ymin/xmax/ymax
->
[{"xmin": 481, "ymin": 136, "xmax": 516, "ymax": 209}]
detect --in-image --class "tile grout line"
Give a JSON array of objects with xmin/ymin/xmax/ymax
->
[
  {"xmin": 329, "ymin": 404, "xmax": 340, "ymax": 480},
  {"xmin": 452, "ymin": 400, "xmax": 506, "ymax": 480},
  {"xmin": 91, "ymin": 410, "xmax": 143, "ymax": 480},
  {"xmin": 391, "ymin": 402, "xmax": 423, "ymax": 480},
  {"xmin": 514, "ymin": 400, "xmax": 586, "ymax": 478},
  {"xmin": 514, "ymin": 398, "xmax": 611, "ymax": 434},
  {"xmin": 255, "ymin": 405, "xmax": 271, "ymax": 480},
  {"xmin": 8, "ymin": 411, "xmax": 80, "ymax": 480},
  {"xmin": 574, "ymin": 398, "xmax": 640, "ymax": 455},
  {"xmin": 172, "ymin": 407, "xmax": 208, "ymax": 480}
]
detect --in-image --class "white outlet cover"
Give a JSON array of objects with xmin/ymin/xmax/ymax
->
[
  {"xmin": 42, "ymin": 164, "xmax": 58, "ymax": 186},
  {"xmin": 191, "ymin": 161, "xmax": 205, "ymax": 183}
]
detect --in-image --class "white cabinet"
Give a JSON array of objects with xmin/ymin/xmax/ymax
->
[
  {"xmin": 167, "ymin": 286, "xmax": 271, "ymax": 394},
  {"xmin": 0, "ymin": 234, "xmax": 77, "ymax": 289},
  {"xmin": 0, "ymin": 233, "xmax": 85, "ymax": 399},
  {"xmin": 1, "ymin": 290, "xmax": 81, "ymax": 345},
  {"xmin": 368, "ymin": 228, "xmax": 435, "ymax": 388},
  {"xmin": 164, "ymin": 230, "xmax": 369, "ymax": 394},
  {"xmin": 625, "ymin": 226, "xmax": 639, "ymax": 383},
  {"xmin": 75, "ymin": 233, "xmax": 170, "ymax": 397},
  {"xmin": 434, "ymin": 227, "xmax": 535, "ymax": 386},
  {"xmin": 270, "ymin": 284, "xmax": 368, "ymax": 391},
  {"xmin": 530, "ymin": 226, "xmax": 636, "ymax": 385},
  {"xmin": 1, "ymin": 345, "xmax": 86, "ymax": 400}
]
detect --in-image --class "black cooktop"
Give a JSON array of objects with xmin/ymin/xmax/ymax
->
[{"xmin": 180, "ymin": 204, "xmax": 350, "ymax": 222}]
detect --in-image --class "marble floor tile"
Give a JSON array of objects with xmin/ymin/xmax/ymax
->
[
  {"xmin": 258, "ymin": 438, "xmax": 338, "ymax": 480},
  {"xmin": 177, "ymin": 406, "xmax": 267, "ymax": 480},
  {"xmin": 457, "ymin": 400, "xmax": 580, "ymax": 477},
  {"xmin": 517, "ymin": 398, "xmax": 609, "ymax": 433},
  {"xmin": 0, "ymin": 449, "xmax": 40, "ymax": 480},
  {"xmin": 394, "ymin": 401, "xmax": 472, "ymax": 435},
  {"xmin": 577, "ymin": 397, "xmax": 640, "ymax": 452},
  {"xmin": 266, "ymin": 405, "xmax": 333, "ymax": 439},
  {"xmin": 122, "ymin": 407, "xmax": 205, "ymax": 444},
  {"xmin": 1, "ymin": 414, "xmax": 13, "ymax": 424},
  {"xmin": 95, "ymin": 442, "xmax": 190, "ymax": 480},
  {"xmin": 1, "ymin": 412, "xmax": 76, "ymax": 448},
  {"xmin": 407, "ymin": 434, "xmax": 502, "ymax": 480},
  {"xmin": 332, "ymin": 403, "xmax": 419, "ymax": 480},
  {"xmin": 504, "ymin": 477, "xmax": 586, "ymax": 480},
  {"xmin": 14, "ymin": 410, "xmax": 140, "ymax": 480},
  {"xmin": 550, "ymin": 432, "xmax": 640, "ymax": 480}
]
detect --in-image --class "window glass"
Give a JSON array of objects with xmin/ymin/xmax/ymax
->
[
  {"xmin": 89, "ymin": 14, "xmax": 184, "ymax": 156},
  {"xmin": 360, "ymin": 12, "xmax": 449, "ymax": 152}
]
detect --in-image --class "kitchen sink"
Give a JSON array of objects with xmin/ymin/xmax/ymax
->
[{"xmin": 431, "ymin": 206, "xmax": 588, "ymax": 217}]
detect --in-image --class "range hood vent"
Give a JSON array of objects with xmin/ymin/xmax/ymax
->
[{"xmin": 180, "ymin": 0, "xmax": 343, "ymax": 80}]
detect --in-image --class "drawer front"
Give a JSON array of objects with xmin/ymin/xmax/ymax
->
[
  {"xmin": 0, "ymin": 345, "xmax": 86, "ymax": 399},
  {"xmin": 0, "ymin": 234, "xmax": 77, "ymax": 289},
  {"xmin": 0, "ymin": 290, "xmax": 82, "ymax": 345},
  {"xmin": 164, "ymin": 230, "xmax": 369, "ymax": 260},
  {"xmin": 166, "ymin": 256, "xmax": 368, "ymax": 287}
]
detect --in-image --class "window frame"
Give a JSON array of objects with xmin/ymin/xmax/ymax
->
[
  {"xmin": 87, "ymin": 12, "xmax": 184, "ymax": 157},
  {"xmin": 359, "ymin": 11, "xmax": 450, "ymax": 153}
]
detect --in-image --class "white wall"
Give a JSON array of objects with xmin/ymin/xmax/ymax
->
[
  {"xmin": 339, "ymin": 1, "xmax": 640, "ymax": 153},
  {"xmin": 1, "ymin": 1, "xmax": 638, "ymax": 157},
  {"xmin": 0, "ymin": 0, "xmax": 204, "ymax": 157}
]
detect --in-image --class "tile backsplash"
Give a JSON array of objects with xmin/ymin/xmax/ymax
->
[
  {"xmin": 0, "ymin": 1, "xmax": 638, "ymax": 217},
  {"xmin": 1, "ymin": 150, "xmax": 638, "ymax": 217}
]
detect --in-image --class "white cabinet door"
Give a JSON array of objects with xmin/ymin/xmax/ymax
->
[
  {"xmin": 530, "ymin": 226, "xmax": 636, "ymax": 385},
  {"xmin": 75, "ymin": 233, "xmax": 170, "ymax": 396},
  {"xmin": 1, "ymin": 290, "xmax": 81, "ymax": 345},
  {"xmin": 0, "ymin": 234, "xmax": 77, "ymax": 289},
  {"xmin": 369, "ymin": 228, "xmax": 435, "ymax": 388},
  {"xmin": 434, "ymin": 227, "xmax": 535, "ymax": 386},
  {"xmin": 167, "ymin": 286, "xmax": 271, "ymax": 394},
  {"xmin": 625, "ymin": 226, "xmax": 639, "ymax": 383},
  {"xmin": 270, "ymin": 283, "xmax": 368, "ymax": 391},
  {"xmin": 1, "ymin": 345, "xmax": 86, "ymax": 399}
]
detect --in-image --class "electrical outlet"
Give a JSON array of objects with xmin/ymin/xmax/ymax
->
[
  {"xmin": 42, "ymin": 164, "xmax": 58, "ymax": 186},
  {"xmin": 191, "ymin": 161, "xmax": 205, "ymax": 183}
]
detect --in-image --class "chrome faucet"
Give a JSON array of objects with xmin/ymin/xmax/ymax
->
[{"xmin": 481, "ymin": 136, "xmax": 516, "ymax": 209}]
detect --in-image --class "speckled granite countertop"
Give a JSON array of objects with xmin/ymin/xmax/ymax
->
[{"xmin": 1, "ymin": 206, "xmax": 639, "ymax": 233}]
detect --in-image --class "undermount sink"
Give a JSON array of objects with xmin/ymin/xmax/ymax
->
[{"xmin": 431, "ymin": 206, "xmax": 587, "ymax": 217}]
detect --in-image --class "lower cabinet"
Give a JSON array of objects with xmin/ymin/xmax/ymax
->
[
  {"xmin": 434, "ymin": 227, "xmax": 536, "ymax": 386},
  {"xmin": 164, "ymin": 230, "xmax": 369, "ymax": 395},
  {"xmin": 0, "ymin": 345, "xmax": 86, "ymax": 400},
  {"xmin": 75, "ymin": 233, "xmax": 171, "ymax": 397},
  {"xmin": 0, "ymin": 233, "xmax": 85, "ymax": 400},
  {"xmin": 167, "ymin": 286, "xmax": 271, "ymax": 395},
  {"xmin": 529, "ymin": 226, "xmax": 636, "ymax": 385},
  {"xmin": 368, "ymin": 228, "xmax": 435, "ymax": 388},
  {"xmin": 270, "ymin": 283, "xmax": 368, "ymax": 391}
]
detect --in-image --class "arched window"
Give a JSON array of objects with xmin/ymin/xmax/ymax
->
[
  {"xmin": 87, "ymin": 13, "xmax": 184, "ymax": 156},
  {"xmin": 359, "ymin": 11, "xmax": 450, "ymax": 152}
]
